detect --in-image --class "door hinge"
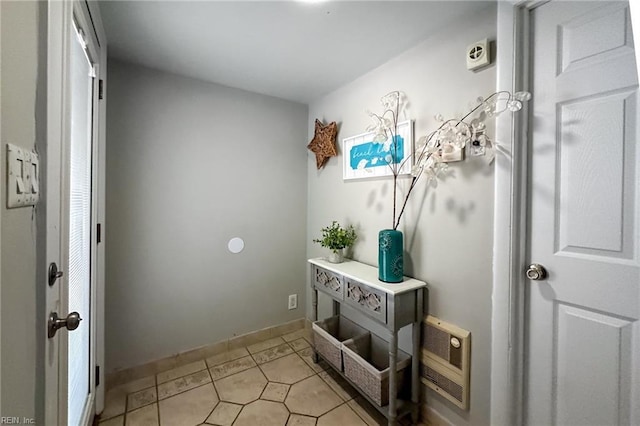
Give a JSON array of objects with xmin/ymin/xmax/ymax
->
[
  {"xmin": 95, "ymin": 365, "xmax": 100, "ymax": 387},
  {"xmin": 98, "ymin": 79, "xmax": 104, "ymax": 100},
  {"xmin": 97, "ymin": 223, "xmax": 102, "ymax": 244}
]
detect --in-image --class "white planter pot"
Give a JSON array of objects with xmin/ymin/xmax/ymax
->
[{"xmin": 327, "ymin": 250, "xmax": 344, "ymax": 264}]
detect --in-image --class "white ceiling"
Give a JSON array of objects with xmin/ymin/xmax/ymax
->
[{"xmin": 98, "ymin": 1, "xmax": 495, "ymax": 104}]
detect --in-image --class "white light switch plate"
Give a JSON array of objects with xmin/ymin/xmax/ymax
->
[
  {"xmin": 7, "ymin": 143, "xmax": 39, "ymax": 208},
  {"xmin": 440, "ymin": 143, "xmax": 464, "ymax": 162},
  {"xmin": 288, "ymin": 294, "xmax": 298, "ymax": 310}
]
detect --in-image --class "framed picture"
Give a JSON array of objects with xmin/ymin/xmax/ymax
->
[{"xmin": 343, "ymin": 120, "xmax": 414, "ymax": 180}]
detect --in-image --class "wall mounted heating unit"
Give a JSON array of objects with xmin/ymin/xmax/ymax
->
[{"xmin": 421, "ymin": 315, "xmax": 471, "ymax": 409}]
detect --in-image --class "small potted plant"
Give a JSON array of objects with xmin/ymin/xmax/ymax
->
[{"xmin": 313, "ymin": 221, "xmax": 357, "ymax": 263}]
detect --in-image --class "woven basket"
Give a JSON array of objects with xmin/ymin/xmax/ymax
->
[
  {"xmin": 312, "ymin": 316, "xmax": 369, "ymax": 371},
  {"xmin": 342, "ymin": 333, "xmax": 411, "ymax": 406}
]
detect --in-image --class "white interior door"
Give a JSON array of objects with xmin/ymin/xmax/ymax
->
[
  {"xmin": 526, "ymin": 1, "xmax": 640, "ymax": 425},
  {"xmin": 45, "ymin": 1, "xmax": 101, "ymax": 424}
]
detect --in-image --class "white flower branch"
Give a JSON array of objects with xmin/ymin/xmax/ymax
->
[{"xmin": 366, "ymin": 90, "xmax": 530, "ymax": 230}]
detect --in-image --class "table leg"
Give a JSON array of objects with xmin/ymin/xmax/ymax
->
[
  {"xmin": 388, "ymin": 330, "xmax": 398, "ymax": 426},
  {"xmin": 312, "ymin": 288, "xmax": 319, "ymax": 363},
  {"xmin": 412, "ymin": 288, "xmax": 424, "ymax": 423},
  {"xmin": 332, "ymin": 299, "xmax": 340, "ymax": 317}
]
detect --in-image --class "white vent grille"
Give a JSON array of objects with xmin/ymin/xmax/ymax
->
[
  {"xmin": 423, "ymin": 365, "xmax": 464, "ymax": 403},
  {"xmin": 466, "ymin": 38, "xmax": 490, "ymax": 71}
]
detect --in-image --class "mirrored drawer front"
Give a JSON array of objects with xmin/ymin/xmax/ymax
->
[
  {"xmin": 345, "ymin": 279, "xmax": 387, "ymax": 323},
  {"xmin": 313, "ymin": 266, "xmax": 344, "ymax": 300}
]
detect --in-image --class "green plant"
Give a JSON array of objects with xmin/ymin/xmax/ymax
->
[{"xmin": 313, "ymin": 221, "xmax": 357, "ymax": 253}]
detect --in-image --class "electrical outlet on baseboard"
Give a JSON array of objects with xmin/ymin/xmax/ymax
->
[{"xmin": 288, "ymin": 294, "xmax": 298, "ymax": 310}]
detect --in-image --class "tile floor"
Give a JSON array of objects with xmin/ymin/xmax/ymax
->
[{"xmin": 98, "ymin": 329, "xmax": 420, "ymax": 426}]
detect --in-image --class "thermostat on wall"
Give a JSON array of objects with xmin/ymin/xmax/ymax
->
[{"xmin": 467, "ymin": 38, "xmax": 490, "ymax": 71}]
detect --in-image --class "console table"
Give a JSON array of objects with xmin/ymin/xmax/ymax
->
[{"xmin": 308, "ymin": 258, "xmax": 426, "ymax": 425}]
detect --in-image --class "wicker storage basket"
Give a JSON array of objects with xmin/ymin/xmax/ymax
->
[
  {"xmin": 342, "ymin": 333, "xmax": 411, "ymax": 406},
  {"xmin": 312, "ymin": 315, "xmax": 369, "ymax": 371}
]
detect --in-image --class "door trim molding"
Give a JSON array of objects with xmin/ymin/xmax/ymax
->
[
  {"xmin": 491, "ymin": 2, "xmax": 541, "ymax": 425},
  {"xmin": 0, "ymin": 1, "xmax": 3, "ymax": 416},
  {"xmin": 45, "ymin": 0, "xmax": 73, "ymax": 423}
]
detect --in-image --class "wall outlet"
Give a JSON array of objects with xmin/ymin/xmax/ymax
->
[
  {"xmin": 288, "ymin": 294, "xmax": 297, "ymax": 310},
  {"xmin": 469, "ymin": 142, "xmax": 486, "ymax": 157}
]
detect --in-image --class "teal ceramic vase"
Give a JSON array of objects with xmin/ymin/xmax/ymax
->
[{"xmin": 378, "ymin": 229, "xmax": 403, "ymax": 283}]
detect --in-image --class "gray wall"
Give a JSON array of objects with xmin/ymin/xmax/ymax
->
[
  {"xmin": 306, "ymin": 5, "xmax": 497, "ymax": 425},
  {"xmin": 0, "ymin": 0, "xmax": 40, "ymax": 420},
  {"xmin": 106, "ymin": 60, "xmax": 309, "ymax": 372}
]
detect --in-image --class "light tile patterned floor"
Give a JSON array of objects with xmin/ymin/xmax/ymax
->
[{"xmin": 98, "ymin": 329, "xmax": 417, "ymax": 426}]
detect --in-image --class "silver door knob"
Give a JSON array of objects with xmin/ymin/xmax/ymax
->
[
  {"xmin": 48, "ymin": 311, "xmax": 82, "ymax": 338},
  {"xmin": 526, "ymin": 263, "xmax": 547, "ymax": 281}
]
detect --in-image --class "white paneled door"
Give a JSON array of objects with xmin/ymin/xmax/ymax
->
[{"xmin": 526, "ymin": 2, "xmax": 639, "ymax": 425}]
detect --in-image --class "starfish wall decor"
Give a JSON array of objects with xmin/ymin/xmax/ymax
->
[{"xmin": 307, "ymin": 119, "xmax": 338, "ymax": 169}]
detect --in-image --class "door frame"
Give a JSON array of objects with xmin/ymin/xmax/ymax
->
[
  {"xmin": 633, "ymin": 2, "xmax": 640, "ymax": 83},
  {"xmin": 44, "ymin": 0, "xmax": 72, "ymax": 422},
  {"xmin": 491, "ymin": 1, "xmax": 543, "ymax": 425},
  {"xmin": 0, "ymin": 1, "xmax": 3, "ymax": 416},
  {"xmin": 84, "ymin": 1, "xmax": 107, "ymax": 412}
]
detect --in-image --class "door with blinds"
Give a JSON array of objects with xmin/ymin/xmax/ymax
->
[
  {"xmin": 44, "ymin": 1, "xmax": 103, "ymax": 424},
  {"xmin": 66, "ymin": 13, "xmax": 97, "ymax": 425}
]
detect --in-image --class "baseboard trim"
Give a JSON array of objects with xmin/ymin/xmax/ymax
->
[
  {"xmin": 421, "ymin": 404, "xmax": 454, "ymax": 426},
  {"xmin": 106, "ymin": 317, "xmax": 307, "ymax": 389}
]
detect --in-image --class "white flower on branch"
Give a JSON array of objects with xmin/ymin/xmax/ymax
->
[{"xmin": 365, "ymin": 90, "xmax": 530, "ymax": 230}]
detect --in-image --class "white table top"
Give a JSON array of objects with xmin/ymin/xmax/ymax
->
[{"xmin": 309, "ymin": 257, "xmax": 427, "ymax": 295}]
